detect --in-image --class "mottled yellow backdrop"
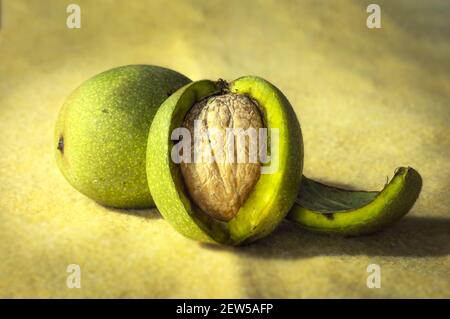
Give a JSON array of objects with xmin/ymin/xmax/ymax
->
[{"xmin": 0, "ymin": 0, "xmax": 449, "ymax": 298}]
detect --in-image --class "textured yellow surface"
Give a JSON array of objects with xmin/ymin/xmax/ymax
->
[{"xmin": 0, "ymin": 0, "xmax": 449, "ymax": 298}]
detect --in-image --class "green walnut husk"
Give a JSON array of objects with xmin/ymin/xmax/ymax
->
[
  {"xmin": 55, "ymin": 65, "xmax": 191, "ymax": 208},
  {"xmin": 146, "ymin": 77, "xmax": 304, "ymax": 245},
  {"xmin": 288, "ymin": 167, "xmax": 422, "ymax": 236}
]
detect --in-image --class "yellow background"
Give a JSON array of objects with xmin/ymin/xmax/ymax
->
[{"xmin": 1, "ymin": 0, "xmax": 449, "ymax": 298}]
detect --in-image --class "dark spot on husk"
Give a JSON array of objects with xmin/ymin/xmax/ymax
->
[
  {"xmin": 57, "ymin": 135, "xmax": 64, "ymax": 154},
  {"xmin": 216, "ymin": 78, "xmax": 230, "ymax": 94},
  {"xmin": 324, "ymin": 213, "xmax": 335, "ymax": 220},
  {"xmin": 102, "ymin": 109, "xmax": 109, "ymax": 113}
]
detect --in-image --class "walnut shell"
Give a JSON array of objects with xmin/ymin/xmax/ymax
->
[{"xmin": 180, "ymin": 93, "xmax": 264, "ymax": 221}]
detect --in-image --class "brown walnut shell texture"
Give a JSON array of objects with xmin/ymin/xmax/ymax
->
[{"xmin": 180, "ymin": 93, "xmax": 264, "ymax": 221}]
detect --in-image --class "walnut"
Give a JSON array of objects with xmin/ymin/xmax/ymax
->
[{"xmin": 180, "ymin": 93, "xmax": 264, "ymax": 221}]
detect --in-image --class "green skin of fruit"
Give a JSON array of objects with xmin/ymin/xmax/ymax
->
[
  {"xmin": 55, "ymin": 65, "xmax": 191, "ymax": 208},
  {"xmin": 289, "ymin": 167, "xmax": 422, "ymax": 236},
  {"xmin": 146, "ymin": 77, "xmax": 304, "ymax": 245}
]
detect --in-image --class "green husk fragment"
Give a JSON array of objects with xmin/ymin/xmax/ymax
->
[{"xmin": 287, "ymin": 167, "xmax": 422, "ymax": 236}]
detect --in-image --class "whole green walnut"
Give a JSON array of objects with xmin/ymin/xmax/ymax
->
[{"xmin": 54, "ymin": 65, "xmax": 190, "ymax": 208}]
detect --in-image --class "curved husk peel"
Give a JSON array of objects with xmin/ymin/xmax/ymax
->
[{"xmin": 287, "ymin": 167, "xmax": 422, "ymax": 236}]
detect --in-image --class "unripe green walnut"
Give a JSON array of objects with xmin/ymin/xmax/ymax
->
[
  {"xmin": 180, "ymin": 93, "xmax": 264, "ymax": 221},
  {"xmin": 54, "ymin": 65, "xmax": 190, "ymax": 208}
]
